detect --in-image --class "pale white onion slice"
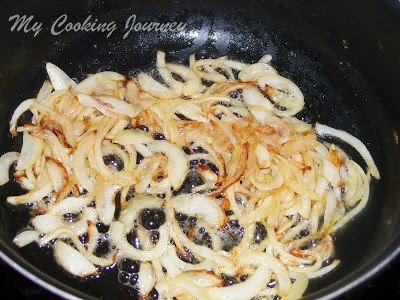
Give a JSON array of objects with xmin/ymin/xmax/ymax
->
[
  {"xmin": 96, "ymin": 183, "xmax": 120, "ymax": 225},
  {"xmin": 137, "ymin": 72, "xmax": 178, "ymax": 99},
  {"xmin": 322, "ymin": 158, "xmax": 341, "ymax": 187},
  {"xmin": 243, "ymin": 87, "xmax": 274, "ymax": 110},
  {"xmin": 96, "ymin": 95, "xmax": 139, "ymax": 118},
  {"xmin": 0, "ymin": 152, "xmax": 19, "ymax": 185},
  {"xmin": 46, "ymin": 157, "xmax": 68, "ymax": 192},
  {"xmin": 206, "ymin": 266, "xmax": 271, "ymax": 300},
  {"xmin": 282, "ymin": 273, "xmax": 308, "ymax": 300},
  {"xmin": 166, "ymin": 63, "xmax": 203, "ymax": 97},
  {"xmin": 223, "ymin": 60, "xmax": 248, "ymax": 71},
  {"xmin": 32, "ymin": 214, "xmax": 65, "ymax": 233},
  {"xmin": 75, "ymin": 71, "xmax": 126, "ymax": 95},
  {"xmin": 106, "ymin": 118, "xmax": 130, "ymax": 139},
  {"xmin": 33, "ymin": 102, "xmax": 76, "ymax": 146},
  {"xmin": 236, "ymin": 252, "xmax": 292, "ymax": 295},
  {"xmin": 49, "ymin": 196, "xmax": 94, "ymax": 215},
  {"xmin": 13, "ymin": 230, "xmax": 39, "ymax": 247},
  {"xmin": 172, "ymin": 194, "xmax": 225, "ymax": 228},
  {"xmin": 7, "ymin": 181, "xmax": 52, "ymax": 205},
  {"xmin": 147, "ymin": 141, "xmax": 189, "ymax": 190},
  {"xmin": 238, "ymin": 63, "xmax": 278, "ymax": 82},
  {"xmin": 258, "ymin": 73, "xmax": 303, "ymax": 100},
  {"xmin": 176, "ymin": 103, "xmax": 208, "ymax": 122},
  {"xmin": 9, "ymin": 98, "xmax": 35, "ymax": 136},
  {"xmin": 36, "ymin": 80, "xmax": 53, "ymax": 101},
  {"xmin": 138, "ymin": 262, "xmax": 156, "ymax": 297},
  {"xmin": 46, "ymin": 62, "xmax": 77, "ymax": 91},
  {"xmin": 72, "ymin": 132, "xmax": 96, "ymax": 192},
  {"xmin": 162, "ymin": 244, "xmax": 214, "ymax": 273},
  {"xmin": 53, "ymin": 240, "xmax": 97, "ymax": 277},
  {"xmin": 314, "ymin": 123, "xmax": 380, "ymax": 179},
  {"xmin": 113, "ymin": 129, "xmax": 153, "ymax": 145},
  {"xmin": 156, "ymin": 271, "xmax": 222, "ymax": 299},
  {"xmin": 77, "ymin": 94, "xmax": 139, "ymax": 118},
  {"xmin": 16, "ymin": 132, "xmax": 44, "ymax": 171}
]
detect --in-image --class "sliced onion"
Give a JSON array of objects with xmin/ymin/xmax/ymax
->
[
  {"xmin": 75, "ymin": 71, "xmax": 126, "ymax": 95},
  {"xmin": 119, "ymin": 196, "xmax": 163, "ymax": 232},
  {"xmin": 72, "ymin": 132, "xmax": 96, "ymax": 192},
  {"xmin": 33, "ymin": 102, "xmax": 76, "ymax": 146},
  {"xmin": 32, "ymin": 214, "xmax": 64, "ymax": 233},
  {"xmin": 314, "ymin": 123, "xmax": 380, "ymax": 179},
  {"xmin": 238, "ymin": 63, "xmax": 278, "ymax": 82},
  {"xmin": 255, "ymin": 143, "xmax": 270, "ymax": 167},
  {"xmin": 53, "ymin": 240, "xmax": 98, "ymax": 277},
  {"xmin": 236, "ymin": 252, "xmax": 291, "ymax": 295},
  {"xmin": 166, "ymin": 63, "xmax": 204, "ymax": 97},
  {"xmin": 282, "ymin": 273, "xmax": 308, "ymax": 300},
  {"xmin": 176, "ymin": 103, "xmax": 208, "ymax": 122},
  {"xmin": 172, "ymin": 194, "xmax": 225, "ymax": 228},
  {"xmin": 77, "ymin": 94, "xmax": 139, "ymax": 118},
  {"xmin": 258, "ymin": 73, "xmax": 303, "ymax": 100},
  {"xmin": 13, "ymin": 229, "xmax": 39, "ymax": 247},
  {"xmin": 46, "ymin": 157, "xmax": 68, "ymax": 192},
  {"xmin": 138, "ymin": 262, "xmax": 156, "ymax": 296},
  {"xmin": 137, "ymin": 72, "xmax": 178, "ymax": 99},
  {"xmin": 96, "ymin": 95, "xmax": 139, "ymax": 118},
  {"xmin": 16, "ymin": 132, "xmax": 44, "ymax": 171},
  {"xmin": 36, "ymin": 80, "xmax": 53, "ymax": 101},
  {"xmin": 96, "ymin": 183, "xmax": 120, "ymax": 225},
  {"xmin": 43, "ymin": 130, "xmax": 72, "ymax": 173},
  {"xmin": 322, "ymin": 158, "xmax": 341, "ymax": 187},
  {"xmin": 9, "ymin": 98, "xmax": 35, "ymax": 136},
  {"xmin": 46, "ymin": 62, "xmax": 76, "ymax": 91},
  {"xmin": 147, "ymin": 141, "xmax": 189, "ymax": 190},
  {"xmin": 238, "ymin": 196, "xmax": 274, "ymax": 226},
  {"xmin": 206, "ymin": 266, "xmax": 271, "ymax": 300},
  {"xmin": 7, "ymin": 181, "xmax": 52, "ymax": 205},
  {"xmin": 157, "ymin": 271, "xmax": 221, "ymax": 299},
  {"xmin": 0, "ymin": 152, "xmax": 19, "ymax": 185},
  {"xmin": 113, "ymin": 129, "xmax": 153, "ymax": 145},
  {"xmin": 49, "ymin": 196, "xmax": 94, "ymax": 215}
]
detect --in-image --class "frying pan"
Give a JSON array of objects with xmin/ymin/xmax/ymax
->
[{"xmin": 0, "ymin": 0, "xmax": 399, "ymax": 299}]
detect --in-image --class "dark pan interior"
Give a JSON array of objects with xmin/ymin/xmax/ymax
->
[{"xmin": 0, "ymin": 1, "xmax": 399, "ymax": 299}]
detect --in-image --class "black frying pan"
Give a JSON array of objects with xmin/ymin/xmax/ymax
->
[{"xmin": 0, "ymin": 0, "xmax": 399, "ymax": 299}]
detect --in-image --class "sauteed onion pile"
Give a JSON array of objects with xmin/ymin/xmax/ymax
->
[{"xmin": 0, "ymin": 51, "xmax": 380, "ymax": 300}]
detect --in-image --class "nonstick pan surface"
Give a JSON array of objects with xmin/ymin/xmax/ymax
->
[{"xmin": 0, "ymin": 0, "xmax": 399, "ymax": 299}]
